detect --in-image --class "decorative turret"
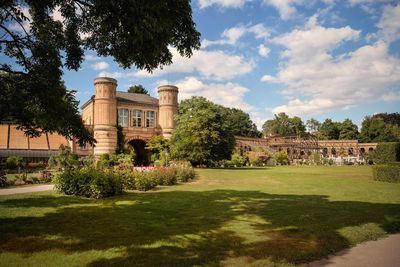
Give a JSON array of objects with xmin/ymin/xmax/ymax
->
[
  {"xmin": 158, "ymin": 85, "xmax": 178, "ymax": 139},
  {"xmin": 93, "ymin": 77, "xmax": 117, "ymax": 157}
]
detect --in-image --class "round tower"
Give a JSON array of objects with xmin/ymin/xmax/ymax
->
[
  {"xmin": 158, "ymin": 85, "xmax": 179, "ymax": 139},
  {"xmin": 93, "ymin": 77, "xmax": 118, "ymax": 157}
]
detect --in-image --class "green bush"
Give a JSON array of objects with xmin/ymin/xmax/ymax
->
[
  {"xmin": 372, "ymin": 164, "xmax": 400, "ymax": 183},
  {"xmin": 0, "ymin": 171, "xmax": 6, "ymax": 187},
  {"xmin": 156, "ymin": 167, "xmax": 177, "ymax": 185},
  {"xmin": 6, "ymin": 156, "xmax": 24, "ymax": 169},
  {"xmin": 272, "ymin": 151, "xmax": 289, "ymax": 165},
  {"xmin": 117, "ymin": 169, "xmax": 158, "ymax": 191},
  {"xmin": 171, "ymin": 161, "xmax": 196, "ymax": 182},
  {"xmin": 372, "ymin": 142, "xmax": 400, "ymax": 164},
  {"xmin": 230, "ymin": 152, "xmax": 245, "ymax": 167},
  {"xmin": 54, "ymin": 168, "xmax": 124, "ymax": 198},
  {"xmin": 134, "ymin": 171, "xmax": 157, "ymax": 191}
]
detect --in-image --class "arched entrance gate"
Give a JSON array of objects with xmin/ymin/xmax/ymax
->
[{"xmin": 128, "ymin": 139, "xmax": 150, "ymax": 166}]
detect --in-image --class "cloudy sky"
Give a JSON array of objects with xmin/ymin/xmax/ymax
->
[{"xmin": 64, "ymin": 1, "xmax": 399, "ymax": 127}]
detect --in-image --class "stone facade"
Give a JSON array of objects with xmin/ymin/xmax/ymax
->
[
  {"xmin": 77, "ymin": 77, "xmax": 179, "ymax": 159},
  {"xmin": 0, "ymin": 76, "xmax": 378, "ymax": 162},
  {"xmin": 236, "ymin": 135, "xmax": 377, "ymax": 159}
]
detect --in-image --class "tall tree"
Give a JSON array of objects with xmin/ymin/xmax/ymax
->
[
  {"xmin": 359, "ymin": 116, "xmax": 399, "ymax": 142},
  {"xmin": 318, "ymin": 119, "xmax": 340, "ymax": 140},
  {"xmin": 127, "ymin": 85, "xmax": 149, "ymax": 95},
  {"xmin": 372, "ymin": 112, "xmax": 400, "ymax": 125},
  {"xmin": 338, "ymin": 118, "xmax": 359, "ymax": 140},
  {"xmin": 170, "ymin": 97, "xmax": 235, "ymax": 166},
  {"xmin": 262, "ymin": 112, "xmax": 305, "ymax": 136},
  {"xmin": 0, "ymin": 1, "xmax": 200, "ymax": 145},
  {"xmin": 291, "ymin": 116, "xmax": 306, "ymax": 135},
  {"xmin": 306, "ymin": 118, "xmax": 321, "ymax": 134},
  {"xmin": 221, "ymin": 107, "xmax": 261, "ymax": 138}
]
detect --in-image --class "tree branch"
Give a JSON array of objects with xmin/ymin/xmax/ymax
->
[{"xmin": 0, "ymin": 24, "xmax": 30, "ymax": 71}]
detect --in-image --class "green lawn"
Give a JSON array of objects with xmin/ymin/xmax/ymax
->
[{"xmin": 1, "ymin": 166, "xmax": 400, "ymax": 266}]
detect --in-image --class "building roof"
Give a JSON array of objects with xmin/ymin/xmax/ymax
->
[
  {"xmin": 116, "ymin": 91, "xmax": 159, "ymax": 106},
  {"xmin": 81, "ymin": 92, "xmax": 159, "ymax": 109}
]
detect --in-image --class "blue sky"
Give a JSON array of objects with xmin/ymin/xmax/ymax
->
[{"xmin": 10, "ymin": 1, "xmax": 400, "ymax": 128}]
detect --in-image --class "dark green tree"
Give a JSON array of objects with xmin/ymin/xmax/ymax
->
[
  {"xmin": 146, "ymin": 135, "xmax": 170, "ymax": 165},
  {"xmin": 221, "ymin": 107, "xmax": 261, "ymax": 138},
  {"xmin": 318, "ymin": 119, "xmax": 340, "ymax": 140},
  {"xmin": 359, "ymin": 116, "xmax": 399, "ymax": 142},
  {"xmin": 338, "ymin": 118, "xmax": 359, "ymax": 140},
  {"xmin": 372, "ymin": 112, "xmax": 400, "ymax": 125},
  {"xmin": 0, "ymin": 1, "xmax": 200, "ymax": 145},
  {"xmin": 291, "ymin": 116, "xmax": 306, "ymax": 135},
  {"xmin": 262, "ymin": 112, "xmax": 305, "ymax": 136},
  {"xmin": 262, "ymin": 112, "xmax": 291, "ymax": 136},
  {"xmin": 170, "ymin": 97, "xmax": 235, "ymax": 166},
  {"xmin": 127, "ymin": 85, "xmax": 149, "ymax": 95}
]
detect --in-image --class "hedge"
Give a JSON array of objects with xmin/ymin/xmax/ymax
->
[
  {"xmin": 372, "ymin": 164, "xmax": 400, "ymax": 183},
  {"xmin": 373, "ymin": 142, "xmax": 400, "ymax": 164},
  {"xmin": 54, "ymin": 168, "xmax": 123, "ymax": 198}
]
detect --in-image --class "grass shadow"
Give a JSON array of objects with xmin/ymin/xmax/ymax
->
[{"xmin": 0, "ymin": 190, "xmax": 399, "ymax": 266}]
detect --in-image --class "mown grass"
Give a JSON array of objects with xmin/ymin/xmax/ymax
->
[{"xmin": 1, "ymin": 166, "xmax": 399, "ymax": 266}]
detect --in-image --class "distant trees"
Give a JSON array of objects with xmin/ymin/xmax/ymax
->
[
  {"xmin": 359, "ymin": 113, "xmax": 400, "ymax": 142},
  {"xmin": 221, "ymin": 107, "xmax": 262, "ymax": 138},
  {"xmin": 306, "ymin": 118, "xmax": 320, "ymax": 134},
  {"xmin": 318, "ymin": 119, "xmax": 341, "ymax": 140},
  {"xmin": 262, "ymin": 113, "xmax": 306, "ymax": 136},
  {"xmin": 127, "ymin": 85, "xmax": 149, "ymax": 95},
  {"xmin": 338, "ymin": 119, "xmax": 359, "ymax": 140},
  {"xmin": 262, "ymin": 112, "xmax": 399, "ymax": 142}
]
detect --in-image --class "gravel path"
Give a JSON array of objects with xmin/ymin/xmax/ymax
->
[
  {"xmin": 0, "ymin": 184, "xmax": 54, "ymax": 195},
  {"xmin": 308, "ymin": 234, "xmax": 400, "ymax": 267}
]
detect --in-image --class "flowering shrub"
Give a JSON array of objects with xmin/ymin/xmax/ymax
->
[
  {"xmin": 170, "ymin": 161, "xmax": 196, "ymax": 182},
  {"xmin": 55, "ymin": 157, "xmax": 196, "ymax": 197},
  {"xmin": 156, "ymin": 166, "xmax": 177, "ymax": 185},
  {"xmin": 115, "ymin": 162, "xmax": 194, "ymax": 192}
]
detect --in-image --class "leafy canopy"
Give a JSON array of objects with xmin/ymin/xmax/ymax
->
[
  {"xmin": 262, "ymin": 112, "xmax": 306, "ymax": 136},
  {"xmin": 0, "ymin": 0, "xmax": 200, "ymax": 145},
  {"xmin": 221, "ymin": 107, "xmax": 261, "ymax": 138},
  {"xmin": 170, "ymin": 97, "xmax": 235, "ymax": 166},
  {"xmin": 359, "ymin": 114, "xmax": 400, "ymax": 143},
  {"xmin": 127, "ymin": 85, "xmax": 149, "ymax": 95}
]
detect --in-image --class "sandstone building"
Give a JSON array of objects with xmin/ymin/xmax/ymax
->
[
  {"xmin": 0, "ymin": 77, "xmax": 377, "ymax": 164},
  {"xmin": 79, "ymin": 77, "xmax": 178, "ymax": 164},
  {"xmin": 0, "ymin": 77, "xmax": 178, "ymax": 165}
]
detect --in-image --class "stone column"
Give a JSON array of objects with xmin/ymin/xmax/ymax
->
[
  {"xmin": 93, "ymin": 77, "xmax": 118, "ymax": 157},
  {"xmin": 158, "ymin": 85, "xmax": 178, "ymax": 139}
]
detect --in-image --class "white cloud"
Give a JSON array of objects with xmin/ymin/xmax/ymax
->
[
  {"xmin": 135, "ymin": 49, "xmax": 255, "ymax": 81},
  {"xmin": 85, "ymin": 54, "xmax": 101, "ymax": 61},
  {"xmin": 98, "ymin": 71, "xmax": 135, "ymax": 79},
  {"xmin": 91, "ymin": 61, "xmax": 110, "ymax": 70},
  {"xmin": 376, "ymin": 4, "xmax": 400, "ymax": 44},
  {"xmin": 166, "ymin": 76, "xmax": 266, "ymax": 128},
  {"xmin": 202, "ymin": 23, "xmax": 270, "ymax": 48},
  {"xmin": 260, "ymin": 74, "xmax": 275, "ymax": 82},
  {"xmin": 347, "ymin": 0, "xmax": 393, "ymax": 5},
  {"xmin": 258, "ymin": 44, "xmax": 270, "ymax": 57},
  {"xmin": 8, "ymin": 6, "xmax": 31, "ymax": 34},
  {"xmin": 263, "ymin": 16, "xmax": 400, "ymax": 116},
  {"xmin": 198, "ymin": 0, "xmax": 250, "ymax": 9},
  {"xmin": 262, "ymin": 0, "xmax": 304, "ymax": 20},
  {"xmin": 248, "ymin": 24, "xmax": 271, "ymax": 39}
]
